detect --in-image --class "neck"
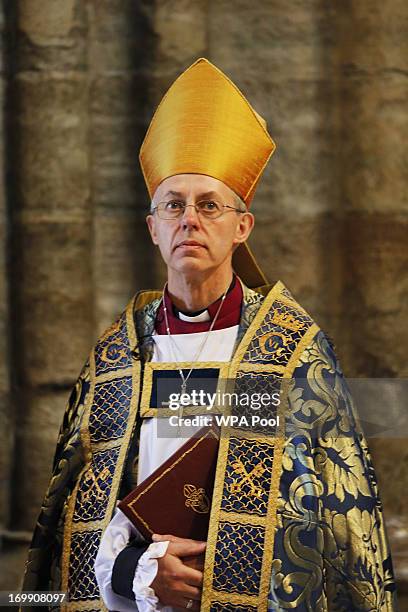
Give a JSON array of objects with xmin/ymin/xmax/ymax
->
[{"xmin": 167, "ymin": 268, "xmax": 234, "ymax": 312}]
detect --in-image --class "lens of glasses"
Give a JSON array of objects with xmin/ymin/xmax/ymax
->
[
  {"xmin": 196, "ymin": 200, "xmax": 222, "ymax": 217},
  {"xmin": 156, "ymin": 200, "xmax": 184, "ymax": 219},
  {"xmin": 156, "ymin": 200, "xmax": 224, "ymax": 219}
]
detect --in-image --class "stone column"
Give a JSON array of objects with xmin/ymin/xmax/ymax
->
[
  {"xmin": 10, "ymin": 0, "xmax": 94, "ymax": 532},
  {"xmin": 331, "ymin": 0, "xmax": 408, "ymax": 588},
  {"xmin": 0, "ymin": 0, "xmax": 12, "ymax": 534},
  {"xmin": 332, "ymin": 0, "xmax": 408, "ymax": 375}
]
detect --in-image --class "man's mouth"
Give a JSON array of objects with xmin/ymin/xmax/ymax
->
[{"xmin": 174, "ymin": 240, "xmax": 207, "ymax": 251}]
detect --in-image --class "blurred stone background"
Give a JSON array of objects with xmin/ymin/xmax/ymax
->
[{"xmin": 0, "ymin": 0, "xmax": 407, "ymax": 606}]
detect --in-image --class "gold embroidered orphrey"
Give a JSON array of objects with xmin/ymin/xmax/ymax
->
[{"xmin": 59, "ymin": 280, "xmax": 318, "ymax": 611}]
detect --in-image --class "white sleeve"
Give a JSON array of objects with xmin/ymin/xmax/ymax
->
[
  {"xmin": 132, "ymin": 542, "xmax": 171, "ymax": 612},
  {"xmin": 94, "ymin": 507, "xmax": 141, "ymax": 611},
  {"xmin": 94, "ymin": 507, "xmax": 171, "ymax": 612}
]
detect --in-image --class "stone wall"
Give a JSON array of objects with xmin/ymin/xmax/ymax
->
[
  {"xmin": 0, "ymin": 0, "xmax": 11, "ymax": 533},
  {"xmin": 0, "ymin": 0, "xmax": 406, "ymax": 602}
]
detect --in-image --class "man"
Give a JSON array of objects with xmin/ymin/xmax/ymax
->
[{"xmin": 22, "ymin": 59, "xmax": 397, "ymax": 611}]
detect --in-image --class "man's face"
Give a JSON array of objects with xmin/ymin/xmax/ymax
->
[{"xmin": 146, "ymin": 174, "xmax": 254, "ymax": 278}]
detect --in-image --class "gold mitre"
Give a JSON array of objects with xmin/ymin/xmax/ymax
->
[{"xmin": 139, "ymin": 57, "xmax": 277, "ymax": 288}]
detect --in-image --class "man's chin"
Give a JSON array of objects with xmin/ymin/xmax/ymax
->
[
  {"xmin": 175, "ymin": 261, "xmax": 207, "ymax": 274},
  {"xmin": 170, "ymin": 256, "xmax": 211, "ymax": 276}
]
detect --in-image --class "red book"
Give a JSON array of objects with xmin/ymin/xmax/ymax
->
[{"xmin": 118, "ymin": 425, "xmax": 220, "ymax": 542}]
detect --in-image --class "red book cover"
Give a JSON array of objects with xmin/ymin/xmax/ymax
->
[{"xmin": 118, "ymin": 425, "xmax": 220, "ymax": 542}]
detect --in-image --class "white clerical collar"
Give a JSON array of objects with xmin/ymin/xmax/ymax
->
[{"xmin": 178, "ymin": 309, "xmax": 211, "ymax": 323}]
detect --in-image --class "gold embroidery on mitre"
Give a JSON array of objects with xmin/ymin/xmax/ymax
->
[
  {"xmin": 184, "ymin": 484, "xmax": 210, "ymax": 514},
  {"xmin": 139, "ymin": 58, "xmax": 276, "ymax": 205},
  {"xmin": 230, "ymin": 459, "xmax": 266, "ymax": 498},
  {"xmin": 271, "ymin": 311, "xmax": 304, "ymax": 332},
  {"xmin": 259, "ymin": 331, "xmax": 288, "ymax": 355}
]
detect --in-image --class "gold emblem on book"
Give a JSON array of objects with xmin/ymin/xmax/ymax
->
[
  {"xmin": 272, "ymin": 310, "xmax": 304, "ymax": 332},
  {"xmin": 230, "ymin": 459, "xmax": 266, "ymax": 498},
  {"xmin": 183, "ymin": 484, "xmax": 210, "ymax": 514}
]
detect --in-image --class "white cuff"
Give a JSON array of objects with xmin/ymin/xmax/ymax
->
[
  {"xmin": 94, "ymin": 506, "xmax": 142, "ymax": 611},
  {"xmin": 133, "ymin": 541, "xmax": 170, "ymax": 611}
]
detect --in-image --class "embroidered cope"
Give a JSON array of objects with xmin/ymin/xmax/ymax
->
[{"xmin": 21, "ymin": 281, "xmax": 398, "ymax": 611}]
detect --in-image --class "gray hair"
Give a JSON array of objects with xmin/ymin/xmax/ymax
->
[{"xmin": 233, "ymin": 193, "xmax": 247, "ymax": 213}]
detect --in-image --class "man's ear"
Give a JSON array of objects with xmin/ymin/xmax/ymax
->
[
  {"xmin": 146, "ymin": 214, "xmax": 159, "ymax": 245},
  {"xmin": 233, "ymin": 212, "xmax": 255, "ymax": 246}
]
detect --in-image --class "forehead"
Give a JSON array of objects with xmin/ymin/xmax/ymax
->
[{"xmin": 153, "ymin": 174, "xmax": 235, "ymax": 201}]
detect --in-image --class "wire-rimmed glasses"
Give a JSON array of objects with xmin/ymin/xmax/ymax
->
[{"xmin": 151, "ymin": 199, "xmax": 244, "ymax": 220}]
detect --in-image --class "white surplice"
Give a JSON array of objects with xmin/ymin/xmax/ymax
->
[{"xmin": 95, "ymin": 316, "xmax": 238, "ymax": 611}]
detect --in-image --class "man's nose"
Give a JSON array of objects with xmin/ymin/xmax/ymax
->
[{"xmin": 180, "ymin": 204, "xmax": 200, "ymax": 229}]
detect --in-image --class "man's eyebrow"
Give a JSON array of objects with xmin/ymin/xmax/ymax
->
[
  {"xmin": 163, "ymin": 190, "xmax": 184, "ymax": 198},
  {"xmin": 196, "ymin": 191, "xmax": 222, "ymax": 200},
  {"xmin": 162, "ymin": 190, "xmax": 222, "ymax": 200}
]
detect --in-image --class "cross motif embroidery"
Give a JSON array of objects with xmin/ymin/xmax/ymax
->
[
  {"xmin": 230, "ymin": 458, "xmax": 266, "ymax": 498},
  {"xmin": 81, "ymin": 466, "xmax": 111, "ymax": 502}
]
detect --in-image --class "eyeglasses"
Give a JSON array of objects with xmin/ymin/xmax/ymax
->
[{"xmin": 151, "ymin": 199, "xmax": 244, "ymax": 220}]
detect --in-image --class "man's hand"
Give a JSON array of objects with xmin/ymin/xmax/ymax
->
[{"xmin": 150, "ymin": 533, "xmax": 206, "ymax": 610}]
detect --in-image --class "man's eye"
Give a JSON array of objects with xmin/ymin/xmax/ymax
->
[
  {"xmin": 165, "ymin": 200, "xmax": 184, "ymax": 210},
  {"xmin": 200, "ymin": 200, "xmax": 219, "ymax": 211}
]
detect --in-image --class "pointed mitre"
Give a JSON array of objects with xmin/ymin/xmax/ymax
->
[{"xmin": 139, "ymin": 58, "xmax": 276, "ymax": 288}]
